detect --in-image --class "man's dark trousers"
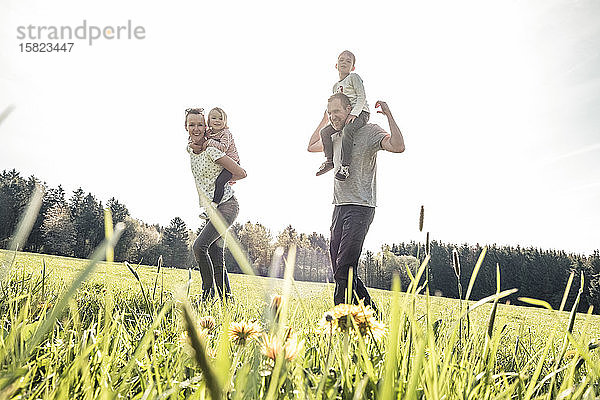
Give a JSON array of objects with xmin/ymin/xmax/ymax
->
[{"xmin": 330, "ymin": 204, "xmax": 376, "ymax": 307}]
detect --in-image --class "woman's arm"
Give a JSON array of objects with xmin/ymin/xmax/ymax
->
[{"xmin": 215, "ymin": 155, "xmax": 247, "ymax": 181}]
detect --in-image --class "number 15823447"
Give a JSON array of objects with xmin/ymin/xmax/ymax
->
[{"xmin": 19, "ymin": 43, "xmax": 74, "ymax": 52}]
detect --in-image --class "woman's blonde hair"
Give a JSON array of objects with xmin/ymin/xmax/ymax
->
[{"xmin": 208, "ymin": 107, "xmax": 228, "ymax": 129}]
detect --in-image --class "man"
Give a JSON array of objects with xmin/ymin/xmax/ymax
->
[{"xmin": 307, "ymin": 93, "xmax": 405, "ymax": 309}]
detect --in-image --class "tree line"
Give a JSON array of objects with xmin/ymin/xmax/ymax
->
[
  {"xmin": 358, "ymin": 242, "xmax": 600, "ymax": 314},
  {"xmin": 0, "ymin": 169, "xmax": 332, "ymax": 281},
  {"xmin": 1, "ymin": 169, "xmax": 599, "ymax": 313}
]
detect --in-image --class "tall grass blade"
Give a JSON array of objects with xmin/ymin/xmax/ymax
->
[
  {"xmin": 484, "ymin": 264, "xmax": 501, "ymax": 360},
  {"xmin": 1, "ymin": 183, "xmax": 43, "ymax": 283},
  {"xmin": 181, "ymin": 301, "xmax": 222, "ymax": 400},
  {"xmin": 119, "ymin": 300, "xmax": 174, "ymax": 383},
  {"xmin": 380, "ymin": 275, "xmax": 401, "ymax": 400},
  {"xmin": 104, "ymin": 208, "xmax": 114, "ymax": 263},
  {"xmin": 200, "ymin": 191, "xmax": 255, "ymax": 276},
  {"xmin": 0, "ymin": 105, "xmax": 15, "ymax": 127},
  {"xmin": 125, "ymin": 261, "xmax": 151, "ymax": 311},
  {"xmin": 464, "ymin": 246, "xmax": 487, "ymax": 301},
  {"xmin": 558, "ymin": 271, "xmax": 574, "ymax": 312},
  {"xmin": 26, "ymin": 223, "xmax": 125, "ymax": 357},
  {"xmin": 265, "ymin": 245, "xmax": 296, "ymax": 400},
  {"xmin": 548, "ymin": 272, "xmax": 586, "ymax": 397},
  {"xmin": 152, "ymin": 255, "xmax": 162, "ymax": 302},
  {"xmin": 459, "ymin": 288, "xmax": 518, "ymax": 319}
]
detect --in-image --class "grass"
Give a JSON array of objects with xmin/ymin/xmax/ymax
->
[{"xmin": 1, "ymin": 248, "xmax": 599, "ymax": 399}]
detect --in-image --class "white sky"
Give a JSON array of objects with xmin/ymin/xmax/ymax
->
[{"xmin": 1, "ymin": 0, "xmax": 599, "ymax": 255}]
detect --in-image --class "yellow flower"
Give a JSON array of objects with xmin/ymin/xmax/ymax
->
[
  {"xmin": 198, "ymin": 316, "xmax": 216, "ymax": 331},
  {"xmin": 270, "ymin": 295, "xmax": 283, "ymax": 321},
  {"xmin": 206, "ymin": 347, "xmax": 218, "ymax": 359},
  {"xmin": 229, "ymin": 321, "xmax": 262, "ymax": 346},
  {"xmin": 319, "ymin": 302, "xmax": 385, "ymax": 340},
  {"xmin": 365, "ymin": 319, "xmax": 387, "ymax": 341},
  {"xmin": 317, "ymin": 312, "xmax": 335, "ymax": 334},
  {"xmin": 564, "ymin": 349, "xmax": 578, "ymax": 360},
  {"xmin": 261, "ymin": 330, "xmax": 304, "ymax": 362}
]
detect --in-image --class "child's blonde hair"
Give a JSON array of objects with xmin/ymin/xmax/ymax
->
[{"xmin": 208, "ymin": 107, "xmax": 228, "ymax": 129}]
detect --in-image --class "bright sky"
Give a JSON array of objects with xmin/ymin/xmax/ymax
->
[{"xmin": 1, "ymin": 0, "xmax": 599, "ymax": 255}]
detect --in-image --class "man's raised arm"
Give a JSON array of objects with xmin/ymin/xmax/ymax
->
[
  {"xmin": 307, "ymin": 111, "xmax": 329, "ymax": 152},
  {"xmin": 377, "ymin": 101, "xmax": 405, "ymax": 153}
]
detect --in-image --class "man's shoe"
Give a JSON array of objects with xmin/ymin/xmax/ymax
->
[
  {"xmin": 316, "ymin": 160, "xmax": 334, "ymax": 176},
  {"xmin": 335, "ymin": 165, "xmax": 350, "ymax": 181}
]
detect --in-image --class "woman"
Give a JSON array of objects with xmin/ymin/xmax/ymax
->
[{"xmin": 185, "ymin": 108, "xmax": 246, "ymax": 300}]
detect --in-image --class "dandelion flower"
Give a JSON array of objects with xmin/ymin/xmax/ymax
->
[
  {"xmin": 332, "ymin": 303, "xmax": 376, "ymax": 332},
  {"xmin": 198, "ymin": 316, "xmax": 216, "ymax": 331},
  {"xmin": 261, "ymin": 331, "xmax": 304, "ymax": 362},
  {"xmin": 270, "ymin": 294, "xmax": 283, "ymax": 321},
  {"xmin": 364, "ymin": 319, "xmax": 387, "ymax": 341},
  {"xmin": 331, "ymin": 304, "xmax": 357, "ymax": 331},
  {"xmin": 319, "ymin": 302, "xmax": 385, "ymax": 340},
  {"xmin": 206, "ymin": 347, "xmax": 218, "ymax": 359},
  {"xmin": 229, "ymin": 321, "xmax": 262, "ymax": 346},
  {"xmin": 564, "ymin": 349, "xmax": 578, "ymax": 360},
  {"xmin": 317, "ymin": 312, "xmax": 335, "ymax": 334}
]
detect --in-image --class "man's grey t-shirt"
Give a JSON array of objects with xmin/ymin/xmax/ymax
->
[{"xmin": 332, "ymin": 123, "xmax": 388, "ymax": 207}]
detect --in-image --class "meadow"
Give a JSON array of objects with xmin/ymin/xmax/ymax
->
[{"xmin": 1, "ymin": 246, "xmax": 599, "ymax": 399}]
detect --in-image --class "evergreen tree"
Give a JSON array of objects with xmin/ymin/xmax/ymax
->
[
  {"xmin": 19, "ymin": 176, "xmax": 45, "ymax": 253},
  {"xmin": 238, "ymin": 222, "xmax": 272, "ymax": 275},
  {"xmin": 42, "ymin": 203, "xmax": 76, "ymax": 256},
  {"xmin": 106, "ymin": 198, "xmax": 131, "ymax": 261},
  {"xmin": 0, "ymin": 169, "xmax": 32, "ymax": 247},
  {"xmin": 161, "ymin": 217, "xmax": 189, "ymax": 268},
  {"xmin": 70, "ymin": 192, "xmax": 104, "ymax": 258},
  {"xmin": 107, "ymin": 197, "xmax": 130, "ymax": 224}
]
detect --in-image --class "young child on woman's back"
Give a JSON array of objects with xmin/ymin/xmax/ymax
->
[
  {"xmin": 316, "ymin": 50, "xmax": 370, "ymax": 181},
  {"xmin": 200, "ymin": 107, "xmax": 240, "ymax": 219},
  {"xmin": 185, "ymin": 107, "xmax": 240, "ymax": 220}
]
